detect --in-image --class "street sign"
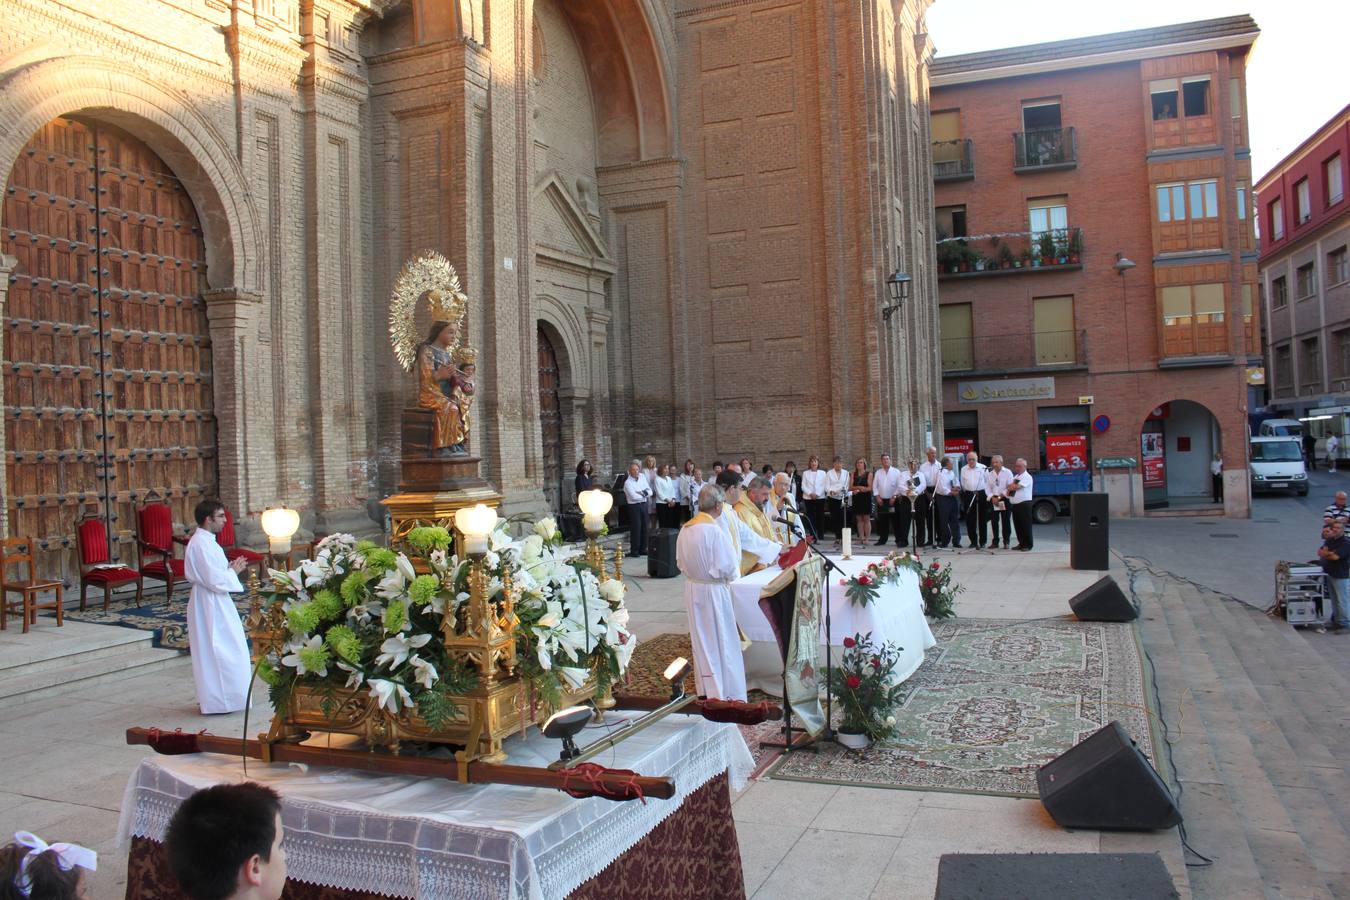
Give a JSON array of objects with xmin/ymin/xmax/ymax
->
[
  {"xmin": 1078, "ymin": 395, "xmax": 1094, "ymax": 405},
  {"xmin": 1092, "ymin": 415, "xmax": 1111, "ymax": 434},
  {"xmin": 1096, "ymin": 456, "xmax": 1137, "ymax": 468}
]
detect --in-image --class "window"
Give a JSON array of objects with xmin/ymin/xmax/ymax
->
[
  {"xmin": 1161, "ymin": 283, "xmax": 1226, "ymax": 356},
  {"xmin": 1330, "ymin": 246, "xmax": 1349, "ymax": 285},
  {"xmin": 1270, "ymin": 197, "xmax": 1284, "ymax": 239},
  {"xmin": 1236, "ymin": 184, "xmax": 1247, "ymax": 220},
  {"xmin": 1028, "ymin": 196, "xmax": 1068, "ymax": 242},
  {"xmin": 1302, "ymin": 337, "xmax": 1322, "ymax": 389},
  {"xmin": 1182, "ymin": 78, "xmax": 1210, "ymax": 117},
  {"xmin": 1189, "ymin": 180, "xmax": 1219, "ymax": 219},
  {"xmin": 1272, "ymin": 275, "xmax": 1288, "ymax": 308},
  {"xmin": 1229, "ymin": 78, "xmax": 1243, "ymax": 119},
  {"xmin": 1296, "ymin": 178, "xmax": 1311, "ymax": 224},
  {"xmin": 1033, "ymin": 296, "xmax": 1075, "ymax": 365},
  {"xmin": 936, "ymin": 205, "xmax": 967, "ymax": 239},
  {"xmin": 1336, "ymin": 330, "xmax": 1350, "ymax": 379},
  {"xmin": 940, "ymin": 304, "xmax": 973, "ymax": 371},
  {"xmin": 1242, "ymin": 283, "xmax": 1259, "ymax": 355},
  {"xmin": 1022, "ymin": 99, "xmax": 1062, "ymax": 133},
  {"xmin": 1156, "ymin": 183, "xmax": 1185, "ymax": 222},
  {"xmin": 1274, "ymin": 344, "xmax": 1292, "ymax": 393},
  {"xmin": 1328, "ymin": 154, "xmax": 1344, "ymax": 205},
  {"xmin": 1150, "ymin": 79, "xmax": 1178, "ymax": 120},
  {"xmin": 1297, "ymin": 262, "xmax": 1316, "ymax": 298}
]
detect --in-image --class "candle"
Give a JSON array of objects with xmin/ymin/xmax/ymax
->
[
  {"xmin": 583, "ymin": 512, "xmax": 605, "ymax": 534},
  {"xmin": 842, "ymin": 527, "xmax": 852, "ymax": 558}
]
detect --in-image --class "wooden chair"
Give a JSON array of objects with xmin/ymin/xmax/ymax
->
[
  {"xmin": 217, "ymin": 508, "xmax": 266, "ymax": 580},
  {"xmin": 1, "ymin": 537, "xmax": 64, "ymax": 633},
  {"xmin": 76, "ymin": 516, "xmax": 143, "ymax": 611},
  {"xmin": 136, "ymin": 501, "xmax": 187, "ymax": 599}
]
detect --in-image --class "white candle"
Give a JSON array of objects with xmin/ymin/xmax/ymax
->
[
  {"xmin": 583, "ymin": 512, "xmax": 604, "ymax": 534},
  {"xmin": 842, "ymin": 527, "xmax": 852, "ymax": 558}
]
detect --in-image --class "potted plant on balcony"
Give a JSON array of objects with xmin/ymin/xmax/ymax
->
[
  {"xmin": 1037, "ymin": 231, "xmax": 1056, "ymax": 267},
  {"xmin": 998, "ymin": 243, "xmax": 1015, "ymax": 270},
  {"xmin": 1017, "ymin": 248, "xmax": 1029, "ymax": 269},
  {"xmin": 936, "ymin": 239, "xmax": 962, "ymax": 274},
  {"xmin": 1067, "ymin": 229, "xmax": 1082, "ymax": 265}
]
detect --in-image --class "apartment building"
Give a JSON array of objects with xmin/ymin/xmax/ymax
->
[{"xmin": 931, "ymin": 16, "xmax": 1260, "ymax": 516}]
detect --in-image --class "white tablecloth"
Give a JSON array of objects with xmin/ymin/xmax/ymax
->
[
  {"xmin": 117, "ymin": 715, "xmax": 752, "ymax": 900},
  {"xmin": 731, "ymin": 555, "xmax": 936, "ymax": 690}
]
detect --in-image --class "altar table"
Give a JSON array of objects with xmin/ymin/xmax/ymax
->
[
  {"xmin": 731, "ymin": 554, "xmax": 937, "ymax": 694},
  {"xmin": 118, "ymin": 716, "xmax": 753, "ymax": 900}
]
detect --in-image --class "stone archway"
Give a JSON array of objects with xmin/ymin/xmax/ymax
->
[{"xmin": 1138, "ymin": 399, "xmax": 1223, "ymax": 509}]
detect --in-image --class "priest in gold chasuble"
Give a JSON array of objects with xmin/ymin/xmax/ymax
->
[{"xmin": 714, "ymin": 471, "xmax": 782, "ymax": 577}]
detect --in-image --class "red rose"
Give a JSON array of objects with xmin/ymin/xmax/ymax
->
[
  {"xmin": 845, "ymin": 675, "xmax": 862, "ymax": 689},
  {"xmin": 868, "ymin": 563, "xmax": 878, "ymax": 571},
  {"xmin": 871, "ymin": 657, "xmax": 881, "ymax": 669},
  {"xmin": 843, "ymin": 636, "xmax": 856, "ymax": 648},
  {"xmin": 931, "ymin": 562, "xmax": 941, "ymax": 571},
  {"xmin": 858, "ymin": 574, "xmax": 872, "ymax": 585},
  {"xmin": 924, "ymin": 578, "xmax": 933, "ymax": 588}
]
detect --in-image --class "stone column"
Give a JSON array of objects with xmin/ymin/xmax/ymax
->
[
  {"xmin": 0, "ymin": 253, "xmax": 15, "ymax": 539},
  {"xmin": 203, "ymin": 287, "xmax": 263, "ymax": 540}
]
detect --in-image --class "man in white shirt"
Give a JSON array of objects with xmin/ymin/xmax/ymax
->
[
  {"xmin": 623, "ymin": 460, "xmax": 651, "ymax": 557},
  {"xmin": 800, "ymin": 455, "xmax": 828, "ymax": 541},
  {"xmin": 933, "ymin": 456, "xmax": 961, "ymax": 548},
  {"xmin": 1009, "ymin": 457, "xmax": 1035, "ymax": 551},
  {"xmin": 676, "ymin": 485, "xmax": 746, "ymax": 700},
  {"xmin": 1329, "ymin": 434, "xmax": 1340, "ymax": 472},
  {"xmin": 824, "ymin": 456, "xmax": 851, "ymax": 547},
  {"xmin": 958, "ymin": 451, "xmax": 988, "ymax": 549},
  {"xmin": 917, "ymin": 447, "xmax": 941, "ymax": 548},
  {"xmin": 897, "ymin": 459, "xmax": 926, "ymax": 548},
  {"xmin": 985, "ymin": 455, "xmax": 1015, "ymax": 549},
  {"xmin": 872, "ymin": 454, "xmax": 903, "ymax": 546},
  {"xmin": 1210, "ymin": 453, "xmax": 1223, "ymax": 505}
]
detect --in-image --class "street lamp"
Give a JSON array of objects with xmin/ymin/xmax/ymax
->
[
  {"xmin": 882, "ymin": 270, "xmax": 911, "ymax": 322},
  {"xmin": 454, "ymin": 503, "xmax": 499, "ymax": 557},
  {"xmin": 1113, "ymin": 253, "xmax": 1136, "ymax": 274}
]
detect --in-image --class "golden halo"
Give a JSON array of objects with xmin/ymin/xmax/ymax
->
[{"xmin": 388, "ymin": 251, "xmax": 469, "ymax": 371}]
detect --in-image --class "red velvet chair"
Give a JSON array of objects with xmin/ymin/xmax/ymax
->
[
  {"xmin": 136, "ymin": 501, "xmax": 187, "ymax": 598},
  {"xmin": 76, "ymin": 517, "xmax": 143, "ymax": 611},
  {"xmin": 217, "ymin": 508, "xmax": 266, "ymax": 580}
]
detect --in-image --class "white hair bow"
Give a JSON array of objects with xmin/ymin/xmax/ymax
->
[{"xmin": 12, "ymin": 831, "xmax": 97, "ymax": 897}]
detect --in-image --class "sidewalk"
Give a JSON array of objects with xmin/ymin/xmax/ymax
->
[{"xmin": 622, "ymin": 532, "xmax": 1193, "ymax": 899}]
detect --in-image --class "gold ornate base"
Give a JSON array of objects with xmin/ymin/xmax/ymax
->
[{"xmin": 383, "ymin": 487, "xmax": 503, "ymax": 552}]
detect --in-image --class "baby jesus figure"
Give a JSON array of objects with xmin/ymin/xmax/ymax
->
[{"xmin": 452, "ymin": 345, "xmax": 478, "ymax": 449}]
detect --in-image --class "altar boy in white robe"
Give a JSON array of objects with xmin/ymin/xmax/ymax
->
[
  {"xmin": 185, "ymin": 499, "xmax": 252, "ymax": 714},
  {"xmin": 677, "ymin": 485, "xmax": 747, "ymax": 701}
]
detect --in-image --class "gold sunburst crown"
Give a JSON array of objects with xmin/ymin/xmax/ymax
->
[
  {"xmin": 454, "ymin": 345, "xmax": 478, "ymax": 367},
  {"xmin": 389, "ymin": 251, "xmax": 470, "ymax": 372}
]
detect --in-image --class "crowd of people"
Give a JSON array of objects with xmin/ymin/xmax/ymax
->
[
  {"xmin": 582, "ymin": 448, "xmax": 1039, "ymax": 558},
  {"xmin": 1316, "ymin": 491, "xmax": 1350, "ymax": 635}
]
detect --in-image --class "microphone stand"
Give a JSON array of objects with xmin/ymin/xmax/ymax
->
[{"xmin": 769, "ymin": 513, "xmax": 840, "ymax": 742}]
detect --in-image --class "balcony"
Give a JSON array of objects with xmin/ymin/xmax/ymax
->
[
  {"xmin": 932, "ymin": 139, "xmax": 974, "ymax": 182},
  {"xmin": 936, "ymin": 228, "xmax": 1084, "ymax": 278},
  {"xmin": 942, "ymin": 330, "xmax": 1088, "ymax": 378},
  {"xmin": 1013, "ymin": 127, "xmax": 1077, "ymax": 172}
]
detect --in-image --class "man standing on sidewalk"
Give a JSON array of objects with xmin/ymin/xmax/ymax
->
[
  {"xmin": 1315, "ymin": 520, "xmax": 1350, "ymax": 634},
  {"xmin": 1323, "ymin": 491, "xmax": 1350, "ymax": 527},
  {"xmin": 1328, "ymin": 433, "xmax": 1340, "ymax": 472}
]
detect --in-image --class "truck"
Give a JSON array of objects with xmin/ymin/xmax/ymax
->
[{"xmin": 1031, "ymin": 468, "xmax": 1093, "ymax": 524}]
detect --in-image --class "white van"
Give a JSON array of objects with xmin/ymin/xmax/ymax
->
[
  {"xmin": 1259, "ymin": 418, "xmax": 1303, "ymax": 438},
  {"xmin": 1250, "ymin": 437, "xmax": 1309, "ymax": 496}
]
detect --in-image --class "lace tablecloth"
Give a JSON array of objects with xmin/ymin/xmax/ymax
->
[{"xmin": 117, "ymin": 716, "xmax": 753, "ymax": 900}]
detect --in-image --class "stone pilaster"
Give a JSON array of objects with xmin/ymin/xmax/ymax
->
[
  {"xmin": 203, "ymin": 287, "xmax": 263, "ymax": 540},
  {"xmin": 0, "ymin": 253, "xmax": 15, "ymax": 539}
]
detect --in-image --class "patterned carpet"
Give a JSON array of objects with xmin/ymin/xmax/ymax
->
[
  {"xmin": 766, "ymin": 617, "xmax": 1158, "ymax": 797},
  {"xmin": 60, "ymin": 591, "xmax": 247, "ymax": 651}
]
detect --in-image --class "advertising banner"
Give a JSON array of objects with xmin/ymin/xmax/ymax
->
[
  {"xmin": 1141, "ymin": 432, "xmax": 1166, "ymax": 488},
  {"xmin": 945, "ymin": 437, "xmax": 975, "ymax": 457},
  {"xmin": 1046, "ymin": 434, "xmax": 1088, "ymax": 470}
]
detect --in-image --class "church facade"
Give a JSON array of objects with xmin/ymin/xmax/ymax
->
[{"xmin": 0, "ymin": 0, "xmax": 940, "ymax": 581}]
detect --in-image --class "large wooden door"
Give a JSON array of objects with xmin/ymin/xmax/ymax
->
[
  {"xmin": 537, "ymin": 326, "xmax": 564, "ymax": 512},
  {"xmin": 3, "ymin": 117, "xmax": 216, "ymax": 583}
]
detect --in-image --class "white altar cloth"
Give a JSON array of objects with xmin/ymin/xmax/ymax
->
[
  {"xmin": 117, "ymin": 716, "xmax": 752, "ymax": 900},
  {"xmin": 731, "ymin": 554, "xmax": 937, "ymax": 691}
]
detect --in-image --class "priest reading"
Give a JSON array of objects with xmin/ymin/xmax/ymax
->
[
  {"xmin": 715, "ymin": 470, "xmax": 783, "ymax": 576},
  {"xmin": 185, "ymin": 499, "xmax": 252, "ymax": 714},
  {"xmin": 677, "ymin": 485, "xmax": 746, "ymax": 701}
]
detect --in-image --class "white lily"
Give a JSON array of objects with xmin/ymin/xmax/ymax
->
[
  {"xmin": 521, "ymin": 534, "xmax": 545, "ymax": 564},
  {"xmin": 376, "ymin": 633, "xmax": 431, "ymax": 669},
  {"xmin": 533, "ymin": 517, "xmax": 558, "ymax": 541},
  {"xmin": 315, "ymin": 533, "xmax": 356, "ymax": 552},
  {"xmin": 489, "ymin": 524, "xmax": 512, "ymax": 552},
  {"xmin": 612, "ymin": 629, "xmax": 637, "ymax": 670},
  {"xmin": 395, "ymin": 553, "xmax": 417, "ymax": 582},
  {"xmin": 346, "ymin": 599, "xmax": 384, "ymax": 625},
  {"xmin": 598, "ymin": 579, "xmax": 625, "ymax": 607},
  {"xmin": 408, "ymin": 655, "xmax": 438, "ymax": 689},
  {"xmin": 280, "ymin": 635, "xmax": 328, "ymax": 676},
  {"xmin": 368, "ymin": 679, "xmax": 412, "ymax": 713},
  {"xmin": 556, "ymin": 665, "xmax": 590, "ymax": 690},
  {"xmin": 536, "ymin": 600, "xmax": 565, "ymax": 629},
  {"xmin": 336, "ymin": 660, "xmax": 365, "ymax": 689},
  {"xmin": 300, "ymin": 556, "xmax": 333, "ymax": 588},
  {"xmin": 374, "ymin": 567, "xmax": 407, "ymax": 601},
  {"xmin": 536, "ymin": 640, "xmax": 554, "ymax": 671}
]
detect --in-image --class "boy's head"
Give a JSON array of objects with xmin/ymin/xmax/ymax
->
[{"xmin": 164, "ymin": 783, "xmax": 286, "ymax": 900}]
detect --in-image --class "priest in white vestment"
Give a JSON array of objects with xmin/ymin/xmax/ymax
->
[
  {"xmin": 185, "ymin": 500, "xmax": 252, "ymax": 714},
  {"xmin": 714, "ymin": 470, "xmax": 782, "ymax": 575},
  {"xmin": 677, "ymin": 485, "xmax": 747, "ymax": 701}
]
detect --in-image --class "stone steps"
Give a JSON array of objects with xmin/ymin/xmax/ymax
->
[
  {"xmin": 0, "ymin": 625, "xmax": 186, "ymax": 706},
  {"xmin": 1130, "ymin": 561, "xmax": 1350, "ymax": 899}
]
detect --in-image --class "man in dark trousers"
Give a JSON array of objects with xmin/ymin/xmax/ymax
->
[
  {"xmin": 1315, "ymin": 520, "xmax": 1350, "ymax": 634},
  {"xmin": 1304, "ymin": 432, "xmax": 1318, "ymax": 470}
]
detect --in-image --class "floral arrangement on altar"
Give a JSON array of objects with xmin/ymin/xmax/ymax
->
[
  {"xmin": 260, "ymin": 516, "xmax": 636, "ymax": 725},
  {"xmin": 839, "ymin": 551, "xmax": 961, "ymax": 620},
  {"xmin": 828, "ymin": 631, "xmax": 905, "ymax": 743}
]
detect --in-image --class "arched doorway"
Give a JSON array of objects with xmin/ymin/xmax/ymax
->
[
  {"xmin": 537, "ymin": 326, "xmax": 564, "ymax": 513},
  {"xmin": 1139, "ymin": 400, "xmax": 1220, "ymax": 510},
  {"xmin": 3, "ymin": 116, "xmax": 216, "ymax": 581}
]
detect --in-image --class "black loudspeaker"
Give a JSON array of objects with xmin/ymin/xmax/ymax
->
[
  {"xmin": 647, "ymin": 529, "xmax": 679, "ymax": 578},
  {"xmin": 1038, "ymin": 721, "xmax": 1182, "ymax": 830},
  {"xmin": 1069, "ymin": 576, "xmax": 1137, "ymax": 622},
  {"xmin": 1070, "ymin": 492, "xmax": 1110, "ymax": 570}
]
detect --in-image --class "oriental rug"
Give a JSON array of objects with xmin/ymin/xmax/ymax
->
[
  {"xmin": 60, "ymin": 591, "xmax": 243, "ymax": 651},
  {"xmin": 766, "ymin": 617, "xmax": 1160, "ymax": 797}
]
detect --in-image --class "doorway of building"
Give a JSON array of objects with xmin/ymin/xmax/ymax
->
[
  {"xmin": 3, "ymin": 116, "xmax": 217, "ymax": 582},
  {"xmin": 1140, "ymin": 400, "xmax": 1220, "ymax": 509},
  {"xmin": 537, "ymin": 326, "xmax": 564, "ymax": 513}
]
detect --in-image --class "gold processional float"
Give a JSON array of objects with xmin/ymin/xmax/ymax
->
[{"xmin": 127, "ymin": 251, "xmax": 778, "ymax": 802}]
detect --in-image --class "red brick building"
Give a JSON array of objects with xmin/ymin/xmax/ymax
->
[
  {"xmin": 1255, "ymin": 105, "xmax": 1350, "ymax": 438},
  {"xmin": 931, "ymin": 17, "xmax": 1260, "ymax": 517}
]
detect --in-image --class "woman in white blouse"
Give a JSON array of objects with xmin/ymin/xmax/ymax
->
[
  {"xmin": 654, "ymin": 463, "xmax": 681, "ymax": 529},
  {"xmin": 677, "ymin": 459, "xmax": 697, "ymax": 523}
]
